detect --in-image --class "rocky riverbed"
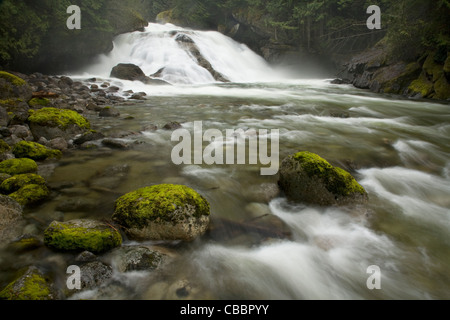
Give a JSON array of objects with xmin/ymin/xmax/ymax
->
[{"xmin": 0, "ymin": 70, "xmax": 307, "ymax": 300}]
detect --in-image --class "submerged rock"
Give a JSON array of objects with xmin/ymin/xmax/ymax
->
[
  {"xmin": 0, "ymin": 195, "xmax": 24, "ymax": 243},
  {"xmin": 278, "ymin": 151, "xmax": 368, "ymax": 206},
  {"xmin": 112, "ymin": 184, "xmax": 211, "ymax": 241},
  {"xmin": 99, "ymin": 106, "xmax": 120, "ymax": 117},
  {"xmin": 109, "ymin": 246, "xmax": 167, "ymax": 272},
  {"xmin": 43, "ymin": 219, "xmax": 122, "ymax": 254},
  {"xmin": 0, "ymin": 266, "xmax": 55, "ymax": 300}
]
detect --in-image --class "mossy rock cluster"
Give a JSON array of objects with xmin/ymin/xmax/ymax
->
[
  {"xmin": 407, "ymin": 51, "xmax": 450, "ymax": 100},
  {"xmin": 0, "ymin": 266, "xmax": 54, "ymax": 300},
  {"xmin": 0, "ymin": 173, "xmax": 49, "ymax": 207},
  {"xmin": 27, "ymin": 107, "xmax": 91, "ymax": 140},
  {"xmin": 43, "ymin": 219, "xmax": 122, "ymax": 254},
  {"xmin": 12, "ymin": 141, "xmax": 62, "ymax": 161},
  {"xmin": 278, "ymin": 151, "xmax": 368, "ymax": 206},
  {"xmin": 112, "ymin": 184, "xmax": 211, "ymax": 241}
]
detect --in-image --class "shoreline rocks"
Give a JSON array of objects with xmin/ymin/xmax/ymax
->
[{"xmin": 338, "ymin": 44, "xmax": 450, "ymax": 100}]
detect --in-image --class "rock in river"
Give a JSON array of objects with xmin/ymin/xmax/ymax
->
[
  {"xmin": 112, "ymin": 184, "xmax": 210, "ymax": 241},
  {"xmin": 44, "ymin": 219, "xmax": 122, "ymax": 254},
  {"xmin": 278, "ymin": 151, "xmax": 368, "ymax": 206}
]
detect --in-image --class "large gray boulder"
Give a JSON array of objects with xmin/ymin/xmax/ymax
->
[{"xmin": 110, "ymin": 63, "xmax": 147, "ymax": 82}]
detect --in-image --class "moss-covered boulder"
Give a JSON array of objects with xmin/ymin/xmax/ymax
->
[
  {"xmin": 0, "ymin": 266, "xmax": 54, "ymax": 300},
  {"xmin": 12, "ymin": 141, "xmax": 62, "ymax": 161},
  {"xmin": 278, "ymin": 151, "xmax": 368, "ymax": 206},
  {"xmin": 44, "ymin": 219, "xmax": 122, "ymax": 254},
  {"xmin": 28, "ymin": 97, "xmax": 50, "ymax": 108},
  {"xmin": 8, "ymin": 184, "xmax": 50, "ymax": 207},
  {"xmin": 27, "ymin": 107, "xmax": 91, "ymax": 141},
  {"xmin": 0, "ymin": 173, "xmax": 49, "ymax": 207},
  {"xmin": 0, "ymin": 71, "xmax": 32, "ymax": 102},
  {"xmin": 112, "ymin": 184, "xmax": 211, "ymax": 241},
  {"xmin": 0, "ymin": 173, "xmax": 46, "ymax": 194},
  {"xmin": 408, "ymin": 73, "xmax": 434, "ymax": 98},
  {"xmin": 0, "ymin": 158, "xmax": 38, "ymax": 175}
]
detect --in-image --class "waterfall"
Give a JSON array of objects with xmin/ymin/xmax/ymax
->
[{"xmin": 82, "ymin": 23, "xmax": 280, "ymax": 85}]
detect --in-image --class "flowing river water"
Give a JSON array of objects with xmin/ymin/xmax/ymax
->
[{"xmin": 3, "ymin": 23, "xmax": 450, "ymax": 300}]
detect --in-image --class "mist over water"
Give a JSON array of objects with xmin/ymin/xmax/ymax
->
[{"xmin": 50, "ymin": 23, "xmax": 450, "ymax": 299}]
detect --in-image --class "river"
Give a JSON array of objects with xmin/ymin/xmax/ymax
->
[{"xmin": 5, "ymin": 23, "xmax": 450, "ymax": 300}]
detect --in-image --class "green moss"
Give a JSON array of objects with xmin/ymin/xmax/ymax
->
[
  {"xmin": 0, "ymin": 139, "xmax": 11, "ymax": 153},
  {"xmin": 0, "ymin": 158, "xmax": 38, "ymax": 175},
  {"xmin": 0, "ymin": 71, "xmax": 27, "ymax": 87},
  {"xmin": 0, "ymin": 99, "xmax": 23, "ymax": 106},
  {"xmin": 28, "ymin": 107, "xmax": 90, "ymax": 130},
  {"xmin": 28, "ymin": 98, "xmax": 50, "ymax": 107},
  {"xmin": 43, "ymin": 220, "xmax": 122, "ymax": 254},
  {"xmin": 0, "ymin": 173, "xmax": 11, "ymax": 184},
  {"xmin": 408, "ymin": 74, "xmax": 434, "ymax": 98},
  {"xmin": 444, "ymin": 54, "xmax": 450, "ymax": 74},
  {"xmin": 433, "ymin": 74, "xmax": 450, "ymax": 100},
  {"xmin": 12, "ymin": 141, "xmax": 62, "ymax": 161},
  {"xmin": 0, "ymin": 267, "xmax": 52, "ymax": 300},
  {"xmin": 292, "ymin": 151, "xmax": 366, "ymax": 196},
  {"xmin": 0, "ymin": 173, "xmax": 46, "ymax": 194},
  {"xmin": 9, "ymin": 184, "xmax": 50, "ymax": 206},
  {"xmin": 113, "ymin": 184, "xmax": 210, "ymax": 229},
  {"xmin": 423, "ymin": 52, "xmax": 444, "ymax": 82},
  {"xmin": 156, "ymin": 9, "xmax": 175, "ymax": 23},
  {"xmin": 9, "ymin": 236, "xmax": 42, "ymax": 252}
]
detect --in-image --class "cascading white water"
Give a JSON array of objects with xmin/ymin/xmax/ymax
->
[{"xmin": 83, "ymin": 23, "xmax": 280, "ymax": 84}]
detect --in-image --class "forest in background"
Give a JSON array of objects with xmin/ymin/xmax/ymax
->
[{"xmin": 0, "ymin": 0, "xmax": 449, "ymax": 98}]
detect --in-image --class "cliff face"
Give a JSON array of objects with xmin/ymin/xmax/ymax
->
[{"xmin": 339, "ymin": 41, "xmax": 450, "ymax": 100}]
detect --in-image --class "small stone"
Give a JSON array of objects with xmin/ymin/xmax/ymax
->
[{"xmin": 102, "ymin": 138, "xmax": 129, "ymax": 149}]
